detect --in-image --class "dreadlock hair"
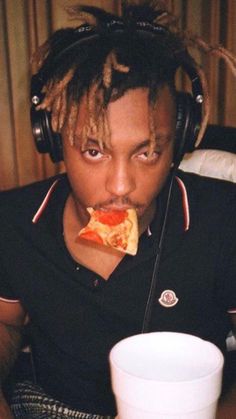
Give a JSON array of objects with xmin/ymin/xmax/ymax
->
[{"xmin": 32, "ymin": 0, "xmax": 236, "ymax": 152}]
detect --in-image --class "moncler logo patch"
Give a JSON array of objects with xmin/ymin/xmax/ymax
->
[{"xmin": 158, "ymin": 290, "xmax": 179, "ymax": 308}]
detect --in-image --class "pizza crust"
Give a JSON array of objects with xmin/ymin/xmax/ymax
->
[{"xmin": 77, "ymin": 208, "xmax": 139, "ymax": 255}]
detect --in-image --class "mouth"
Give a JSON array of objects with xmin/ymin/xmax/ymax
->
[
  {"xmin": 98, "ymin": 206, "xmax": 136, "ymax": 212},
  {"xmin": 93, "ymin": 205, "xmax": 147, "ymax": 219}
]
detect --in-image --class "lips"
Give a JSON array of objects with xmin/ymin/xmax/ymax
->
[
  {"xmin": 93, "ymin": 206, "xmax": 146, "ymax": 219},
  {"xmin": 97, "ymin": 206, "xmax": 135, "ymax": 212}
]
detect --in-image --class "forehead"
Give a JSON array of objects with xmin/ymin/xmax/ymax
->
[
  {"xmin": 108, "ymin": 86, "xmax": 175, "ymax": 129},
  {"xmin": 75, "ymin": 85, "xmax": 176, "ymax": 146}
]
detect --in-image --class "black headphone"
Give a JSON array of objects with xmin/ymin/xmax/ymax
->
[{"xmin": 30, "ymin": 22, "xmax": 204, "ymax": 164}]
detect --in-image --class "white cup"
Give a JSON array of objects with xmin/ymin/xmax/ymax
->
[{"xmin": 109, "ymin": 332, "xmax": 224, "ymax": 419}]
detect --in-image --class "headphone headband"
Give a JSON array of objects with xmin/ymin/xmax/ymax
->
[
  {"xmin": 73, "ymin": 19, "xmax": 169, "ymax": 34},
  {"xmin": 34, "ymin": 20, "xmax": 169, "ymax": 83}
]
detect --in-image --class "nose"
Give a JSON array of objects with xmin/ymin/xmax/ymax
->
[{"xmin": 105, "ymin": 160, "xmax": 136, "ymax": 197}]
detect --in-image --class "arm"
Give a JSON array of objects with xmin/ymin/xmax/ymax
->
[
  {"xmin": 0, "ymin": 300, "xmax": 28, "ymax": 418},
  {"xmin": 230, "ymin": 314, "xmax": 236, "ymax": 338}
]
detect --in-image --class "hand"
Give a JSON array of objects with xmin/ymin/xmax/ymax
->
[
  {"xmin": 0, "ymin": 405, "xmax": 14, "ymax": 419},
  {"xmin": 0, "ymin": 392, "xmax": 14, "ymax": 419}
]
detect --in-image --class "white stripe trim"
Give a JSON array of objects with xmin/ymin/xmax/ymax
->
[
  {"xmin": 175, "ymin": 176, "xmax": 190, "ymax": 231},
  {"xmin": 146, "ymin": 225, "xmax": 152, "ymax": 237},
  {"xmin": 0, "ymin": 297, "xmax": 20, "ymax": 303},
  {"xmin": 32, "ymin": 179, "xmax": 59, "ymax": 224},
  {"xmin": 228, "ymin": 309, "xmax": 236, "ymax": 314}
]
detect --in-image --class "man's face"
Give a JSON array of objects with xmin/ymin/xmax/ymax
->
[{"xmin": 62, "ymin": 86, "xmax": 176, "ymax": 229}]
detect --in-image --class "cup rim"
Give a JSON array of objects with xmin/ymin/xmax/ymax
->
[{"xmin": 109, "ymin": 331, "xmax": 224, "ymax": 384}]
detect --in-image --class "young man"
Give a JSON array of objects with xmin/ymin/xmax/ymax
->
[{"xmin": 0, "ymin": 2, "xmax": 235, "ymax": 418}]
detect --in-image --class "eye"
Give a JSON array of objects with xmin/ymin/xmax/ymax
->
[
  {"xmin": 82, "ymin": 148, "xmax": 106, "ymax": 161},
  {"xmin": 137, "ymin": 150, "xmax": 160, "ymax": 162},
  {"xmin": 81, "ymin": 146, "xmax": 110, "ymax": 162}
]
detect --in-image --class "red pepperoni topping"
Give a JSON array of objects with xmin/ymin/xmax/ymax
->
[{"xmin": 94, "ymin": 210, "xmax": 128, "ymax": 226}]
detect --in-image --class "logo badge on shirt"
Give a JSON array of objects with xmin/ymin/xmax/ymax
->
[{"xmin": 158, "ymin": 290, "xmax": 179, "ymax": 308}]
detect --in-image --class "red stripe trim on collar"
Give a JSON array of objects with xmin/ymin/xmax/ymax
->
[
  {"xmin": 32, "ymin": 179, "xmax": 59, "ymax": 224},
  {"xmin": 175, "ymin": 176, "xmax": 190, "ymax": 231}
]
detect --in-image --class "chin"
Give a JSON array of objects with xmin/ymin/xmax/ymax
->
[
  {"xmin": 137, "ymin": 201, "xmax": 157, "ymax": 221},
  {"xmin": 136, "ymin": 207, "xmax": 146, "ymax": 218}
]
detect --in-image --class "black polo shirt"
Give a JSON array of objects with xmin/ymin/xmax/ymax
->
[{"xmin": 0, "ymin": 172, "xmax": 236, "ymax": 415}]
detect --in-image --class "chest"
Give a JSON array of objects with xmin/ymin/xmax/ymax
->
[
  {"xmin": 5, "ymin": 231, "xmax": 224, "ymax": 333},
  {"xmin": 2, "ymin": 220, "xmax": 230, "ymax": 355}
]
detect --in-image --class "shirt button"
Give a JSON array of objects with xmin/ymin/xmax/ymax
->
[{"xmin": 93, "ymin": 279, "xmax": 99, "ymax": 288}]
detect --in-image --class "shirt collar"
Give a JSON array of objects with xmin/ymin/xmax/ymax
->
[
  {"xmin": 32, "ymin": 174, "xmax": 190, "ymax": 232},
  {"xmin": 146, "ymin": 174, "xmax": 190, "ymax": 238}
]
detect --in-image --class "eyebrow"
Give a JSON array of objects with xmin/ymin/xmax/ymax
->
[
  {"xmin": 83, "ymin": 138, "xmax": 101, "ymax": 147},
  {"xmin": 133, "ymin": 135, "xmax": 172, "ymax": 150},
  {"xmin": 78, "ymin": 135, "xmax": 171, "ymax": 152},
  {"xmin": 155, "ymin": 133, "xmax": 173, "ymax": 144},
  {"xmin": 74, "ymin": 136, "xmax": 101, "ymax": 150},
  {"xmin": 83, "ymin": 138, "xmax": 151, "ymax": 151}
]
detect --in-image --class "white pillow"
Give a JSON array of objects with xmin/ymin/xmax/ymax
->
[{"xmin": 179, "ymin": 149, "xmax": 236, "ymax": 183}]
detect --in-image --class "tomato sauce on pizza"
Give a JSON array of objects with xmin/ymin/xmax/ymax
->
[{"xmin": 77, "ymin": 208, "xmax": 138, "ymax": 255}]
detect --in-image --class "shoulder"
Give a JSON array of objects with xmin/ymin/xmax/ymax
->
[
  {"xmin": 0, "ymin": 174, "xmax": 68, "ymax": 221},
  {"xmin": 177, "ymin": 170, "xmax": 236, "ymax": 221},
  {"xmin": 177, "ymin": 170, "xmax": 236, "ymax": 201}
]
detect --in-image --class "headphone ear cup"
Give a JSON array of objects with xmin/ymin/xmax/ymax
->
[
  {"xmin": 30, "ymin": 106, "xmax": 63, "ymax": 163},
  {"xmin": 174, "ymin": 92, "xmax": 201, "ymax": 165}
]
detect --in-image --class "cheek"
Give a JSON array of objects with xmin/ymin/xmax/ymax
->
[
  {"xmin": 138, "ymin": 170, "xmax": 168, "ymax": 200},
  {"xmin": 67, "ymin": 164, "xmax": 102, "ymax": 198},
  {"xmin": 136, "ymin": 151, "xmax": 173, "ymax": 196},
  {"xmin": 64, "ymin": 153, "xmax": 109, "ymax": 208}
]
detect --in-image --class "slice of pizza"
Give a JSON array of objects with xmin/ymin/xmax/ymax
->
[{"xmin": 77, "ymin": 208, "xmax": 139, "ymax": 255}]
